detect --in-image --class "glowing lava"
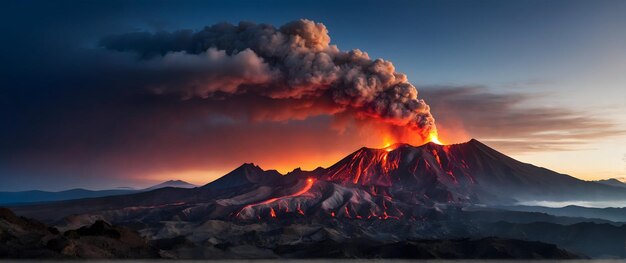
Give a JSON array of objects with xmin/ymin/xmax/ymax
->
[
  {"xmin": 255, "ymin": 178, "xmax": 314, "ymax": 206},
  {"xmin": 428, "ymin": 130, "xmax": 443, "ymax": 145},
  {"xmin": 382, "ymin": 134, "xmax": 394, "ymax": 150},
  {"xmin": 235, "ymin": 178, "xmax": 315, "ymax": 218},
  {"xmin": 269, "ymin": 207, "xmax": 277, "ymax": 218}
]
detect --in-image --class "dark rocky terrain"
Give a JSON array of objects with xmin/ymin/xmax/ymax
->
[
  {"xmin": 1, "ymin": 207, "xmax": 582, "ymax": 259},
  {"xmin": 0, "ymin": 208, "xmax": 157, "ymax": 258},
  {"xmin": 273, "ymin": 237, "xmax": 581, "ymax": 259}
]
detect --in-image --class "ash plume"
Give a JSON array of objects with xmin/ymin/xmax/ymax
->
[{"xmin": 101, "ymin": 19, "xmax": 437, "ymax": 140}]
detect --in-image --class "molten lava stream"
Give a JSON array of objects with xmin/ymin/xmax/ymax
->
[
  {"xmin": 236, "ymin": 178, "xmax": 315, "ymax": 217},
  {"xmin": 432, "ymin": 149, "xmax": 443, "ymax": 169},
  {"xmin": 269, "ymin": 207, "xmax": 277, "ymax": 218}
]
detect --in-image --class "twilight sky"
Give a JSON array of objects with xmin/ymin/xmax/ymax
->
[{"xmin": 1, "ymin": 0, "xmax": 625, "ymax": 191}]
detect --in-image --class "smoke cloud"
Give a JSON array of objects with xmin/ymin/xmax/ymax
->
[{"xmin": 101, "ymin": 19, "xmax": 437, "ymax": 140}]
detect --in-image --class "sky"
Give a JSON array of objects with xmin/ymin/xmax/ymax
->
[{"xmin": 1, "ymin": 0, "xmax": 625, "ymax": 191}]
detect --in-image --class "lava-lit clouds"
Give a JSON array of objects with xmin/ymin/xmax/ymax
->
[
  {"xmin": 7, "ymin": 19, "xmax": 621, "ymax": 190},
  {"xmin": 0, "ymin": 19, "xmax": 438, "ymax": 189},
  {"xmin": 101, "ymin": 19, "xmax": 437, "ymax": 141}
]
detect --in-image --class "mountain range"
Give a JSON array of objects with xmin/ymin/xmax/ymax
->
[
  {"xmin": 595, "ymin": 178, "xmax": 626, "ymax": 188},
  {"xmin": 0, "ymin": 180, "xmax": 196, "ymax": 205},
  {"xmin": 5, "ymin": 139, "xmax": 626, "ymax": 259}
]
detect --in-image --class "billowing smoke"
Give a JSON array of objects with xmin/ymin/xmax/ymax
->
[{"xmin": 101, "ymin": 19, "xmax": 437, "ymax": 141}]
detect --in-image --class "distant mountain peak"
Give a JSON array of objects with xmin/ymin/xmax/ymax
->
[
  {"xmin": 144, "ymin": 180, "xmax": 197, "ymax": 191},
  {"xmin": 233, "ymin": 162, "xmax": 265, "ymax": 173},
  {"xmin": 594, "ymin": 178, "xmax": 626, "ymax": 188},
  {"xmin": 163, "ymin": 180, "xmax": 187, "ymax": 183},
  {"xmin": 203, "ymin": 162, "xmax": 282, "ymax": 189}
]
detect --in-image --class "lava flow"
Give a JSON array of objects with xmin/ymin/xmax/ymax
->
[
  {"xmin": 231, "ymin": 135, "xmax": 486, "ymax": 221},
  {"xmin": 235, "ymin": 178, "xmax": 315, "ymax": 218},
  {"xmin": 255, "ymin": 178, "xmax": 314, "ymax": 206},
  {"xmin": 325, "ymin": 148, "xmax": 401, "ymax": 187}
]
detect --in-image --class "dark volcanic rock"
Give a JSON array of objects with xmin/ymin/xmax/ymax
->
[
  {"xmin": 479, "ymin": 221, "xmax": 626, "ymax": 258},
  {"xmin": 0, "ymin": 208, "xmax": 158, "ymax": 259},
  {"xmin": 274, "ymin": 237, "xmax": 581, "ymax": 259},
  {"xmin": 0, "ymin": 208, "xmax": 64, "ymax": 258},
  {"xmin": 65, "ymin": 220, "xmax": 121, "ymax": 239}
]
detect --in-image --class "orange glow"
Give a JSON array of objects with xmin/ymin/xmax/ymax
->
[
  {"xmin": 428, "ymin": 130, "xmax": 443, "ymax": 145},
  {"xmin": 381, "ymin": 132, "xmax": 401, "ymax": 152},
  {"xmin": 379, "ymin": 125, "xmax": 446, "ymax": 151},
  {"xmin": 235, "ymin": 177, "xmax": 315, "ymax": 218},
  {"xmin": 269, "ymin": 152, "xmax": 349, "ymax": 174},
  {"xmin": 382, "ymin": 133, "xmax": 394, "ymax": 149},
  {"xmin": 256, "ymin": 178, "xmax": 315, "ymax": 206},
  {"xmin": 296, "ymin": 203, "xmax": 305, "ymax": 215},
  {"xmin": 269, "ymin": 207, "xmax": 277, "ymax": 218},
  {"xmin": 432, "ymin": 149, "xmax": 443, "ymax": 169},
  {"xmin": 145, "ymin": 123, "xmax": 474, "ymax": 188}
]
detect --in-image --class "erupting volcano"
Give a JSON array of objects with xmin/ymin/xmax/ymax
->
[
  {"xmin": 217, "ymin": 139, "xmax": 485, "ymax": 221},
  {"xmin": 194, "ymin": 138, "xmax": 626, "ymax": 221},
  {"xmin": 18, "ymin": 138, "xmax": 626, "ymax": 225}
]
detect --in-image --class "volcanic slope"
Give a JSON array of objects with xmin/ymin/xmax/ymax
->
[{"xmin": 11, "ymin": 139, "xmax": 626, "ymax": 223}]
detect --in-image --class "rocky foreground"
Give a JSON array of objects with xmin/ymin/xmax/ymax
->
[{"xmin": 0, "ymin": 208, "xmax": 580, "ymax": 259}]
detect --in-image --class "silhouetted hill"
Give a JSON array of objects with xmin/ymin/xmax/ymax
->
[{"xmin": 0, "ymin": 180, "xmax": 196, "ymax": 205}]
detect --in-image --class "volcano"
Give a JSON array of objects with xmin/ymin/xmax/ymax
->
[
  {"xmin": 11, "ymin": 139, "xmax": 626, "ymax": 224},
  {"xmin": 203, "ymin": 139, "xmax": 626, "ymax": 220}
]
